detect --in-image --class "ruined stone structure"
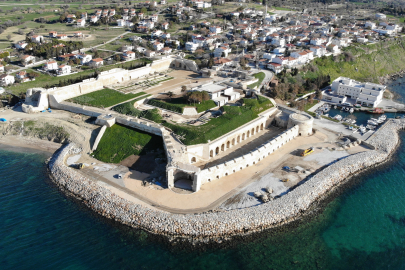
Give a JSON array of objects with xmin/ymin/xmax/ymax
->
[{"xmin": 287, "ymin": 113, "xmax": 313, "ymax": 136}]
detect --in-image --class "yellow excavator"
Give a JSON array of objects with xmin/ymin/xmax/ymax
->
[{"xmin": 301, "ymin": 147, "xmax": 314, "ymax": 157}]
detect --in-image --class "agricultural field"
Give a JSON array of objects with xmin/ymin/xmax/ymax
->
[
  {"xmin": 92, "ymin": 124, "xmax": 164, "ymax": 163},
  {"xmin": 68, "ymin": 89, "xmax": 145, "ymax": 108},
  {"xmin": 164, "ymin": 96, "xmax": 273, "ymax": 145}
]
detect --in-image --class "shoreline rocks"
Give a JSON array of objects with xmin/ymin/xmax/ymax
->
[{"xmin": 48, "ymin": 119, "xmax": 405, "ymax": 242}]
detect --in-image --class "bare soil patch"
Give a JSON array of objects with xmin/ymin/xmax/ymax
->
[{"xmin": 120, "ymin": 153, "xmax": 157, "ymax": 173}]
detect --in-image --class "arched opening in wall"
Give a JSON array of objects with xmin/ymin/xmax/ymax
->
[
  {"xmin": 246, "ymin": 164, "xmax": 249, "ymax": 167},
  {"xmin": 221, "ymin": 144, "xmax": 225, "ymax": 151},
  {"xmin": 216, "ymin": 175, "xmax": 219, "ymax": 179},
  {"xmin": 251, "ymin": 128, "xmax": 255, "ymax": 135},
  {"xmin": 253, "ymin": 161, "xmax": 255, "ymax": 164},
  {"xmin": 232, "ymin": 138, "xmax": 235, "ymax": 146},
  {"xmin": 225, "ymin": 173, "xmax": 228, "ymax": 176},
  {"xmin": 191, "ymin": 157, "xmax": 196, "ymax": 163},
  {"xmin": 240, "ymin": 167, "xmax": 242, "ymax": 170},
  {"xmin": 299, "ymin": 133, "xmax": 302, "ymax": 136},
  {"xmin": 247, "ymin": 131, "xmax": 250, "ymax": 138},
  {"xmin": 210, "ymin": 150, "xmax": 213, "ymax": 157},
  {"xmin": 261, "ymin": 123, "xmax": 264, "ymax": 130},
  {"xmin": 227, "ymin": 141, "xmax": 230, "ymax": 149},
  {"xmin": 238, "ymin": 135, "xmax": 242, "ymax": 142},
  {"xmin": 173, "ymin": 170, "xmax": 194, "ymax": 192},
  {"xmin": 233, "ymin": 170, "xmax": 235, "ymax": 173},
  {"xmin": 258, "ymin": 158, "xmax": 261, "ymax": 161},
  {"xmin": 122, "ymin": 77, "xmax": 124, "ymax": 82},
  {"xmin": 256, "ymin": 126, "xmax": 259, "ymax": 133},
  {"xmin": 208, "ymin": 179, "xmax": 211, "ymax": 182},
  {"xmin": 216, "ymin": 147, "xmax": 219, "ymax": 155}
]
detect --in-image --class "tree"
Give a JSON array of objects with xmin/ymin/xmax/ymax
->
[
  {"xmin": 6, "ymin": 34, "xmax": 11, "ymax": 41},
  {"xmin": 140, "ymin": 7, "xmax": 147, "ymax": 14},
  {"xmin": 181, "ymin": 85, "xmax": 187, "ymax": 92},
  {"xmin": 167, "ymin": 91, "xmax": 174, "ymax": 99}
]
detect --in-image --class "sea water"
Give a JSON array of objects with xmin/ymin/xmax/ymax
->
[{"xmin": 1, "ymin": 138, "xmax": 405, "ymax": 270}]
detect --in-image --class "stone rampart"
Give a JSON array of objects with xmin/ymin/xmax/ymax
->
[
  {"xmin": 195, "ymin": 125, "xmax": 299, "ymax": 186},
  {"xmin": 48, "ymin": 119, "xmax": 405, "ymax": 241}
]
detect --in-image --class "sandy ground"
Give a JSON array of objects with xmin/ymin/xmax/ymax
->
[
  {"xmin": 0, "ymin": 135, "xmax": 61, "ymax": 154},
  {"xmin": 71, "ymin": 124, "xmax": 370, "ymax": 214}
]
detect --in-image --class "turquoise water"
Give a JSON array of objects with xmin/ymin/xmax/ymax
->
[{"xmin": 1, "ymin": 139, "xmax": 405, "ymax": 269}]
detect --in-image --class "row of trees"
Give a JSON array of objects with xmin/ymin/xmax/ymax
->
[{"xmin": 23, "ymin": 39, "xmax": 84, "ymax": 58}]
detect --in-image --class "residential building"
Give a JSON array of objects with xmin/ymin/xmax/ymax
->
[
  {"xmin": 90, "ymin": 16, "xmax": 98, "ymax": 23},
  {"xmin": 161, "ymin": 47, "xmax": 172, "ymax": 54},
  {"xmin": 15, "ymin": 71, "xmax": 30, "ymax": 82},
  {"xmin": 150, "ymin": 14, "xmax": 158, "ymax": 23},
  {"xmin": 214, "ymin": 46, "xmax": 231, "ymax": 57},
  {"xmin": 57, "ymin": 65, "xmax": 71, "ymax": 75},
  {"xmin": 77, "ymin": 19, "xmax": 86, "ymax": 27},
  {"xmin": 375, "ymin": 13, "xmax": 386, "ymax": 20},
  {"xmin": 74, "ymin": 31, "xmax": 83, "ymax": 37},
  {"xmin": 191, "ymin": 82, "xmax": 240, "ymax": 106},
  {"xmin": 56, "ymin": 34, "xmax": 68, "ymax": 40},
  {"xmin": 0, "ymin": 74, "xmax": 15, "ymax": 85},
  {"xmin": 89, "ymin": 58, "xmax": 104, "ymax": 67},
  {"xmin": 31, "ymin": 35, "xmax": 43, "ymax": 43},
  {"xmin": 209, "ymin": 25, "xmax": 222, "ymax": 34},
  {"xmin": 66, "ymin": 14, "xmax": 76, "ymax": 23},
  {"xmin": 145, "ymin": 50, "xmax": 156, "ymax": 57},
  {"xmin": 21, "ymin": 55, "xmax": 35, "ymax": 66},
  {"xmin": 0, "ymin": 65, "xmax": 4, "ymax": 73},
  {"xmin": 15, "ymin": 41, "xmax": 28, "ymax": 50},
  {"xmin": 331, "ymin": 77, "xmax": 386, "ymax": 107},
  {"xmin": 185, "ymin": 42, "xmax": 199, "ymax": 52},
  {"xmin": 44, "ymin": 61, "xmax": 58, "ymax": 70},
  {"xmin": 76, "ymin": 53, "xmax": 92, "ymax": 65},
  {"xmin": 161, "ymin": 22, "xmax": 169, "ymax": 30},
  {"xmin": 49, "ymin": 31, "xmax": 58, "ymax": 38},
  {"xmin": 153, "ymin": 41, "xmax": 164, "ymax": 51},
  {"xmin": 122, "ymin": 51, "xmax": 136, "ymax": 61}
]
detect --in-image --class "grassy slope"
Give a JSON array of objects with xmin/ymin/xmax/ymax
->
[
  {"xmin": 164, "ymin": 97, "xmax": 273, "ymax": 145},
  {"xmin": 305, "ymin": 38, "xmax": 405, "ymax": 83},
  {"xmin": 248, "ymin": 72, "xmax": 266, "ymax": 89},
  {"xmin": 92, "ymin": 124, "xmax": 163, "ymax": 163},
  {"xmin": 148, "ymin": 97, "xmax": 217, "ymax": 113}
]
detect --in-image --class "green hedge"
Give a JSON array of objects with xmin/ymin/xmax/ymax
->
[
  {"xmin": 147, "ymin": 99, "xmax": 184, "ymax": 113},
  {"xmin": 112, "ymin": 96, "xmax": 161, "ymax": 123}
]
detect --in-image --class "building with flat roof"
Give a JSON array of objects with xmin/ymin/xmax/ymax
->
[
  {"xmin": 191, "ymin": 82, "xmax": 241, "ymax": 106},
  {"xmin": 331, "ymin": 77, "xmax": 386, "ymax": 107}
]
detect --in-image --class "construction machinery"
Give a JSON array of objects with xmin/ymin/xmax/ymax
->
[{"xmin": 301, "ymin": 147, "xmax": 314, "ymax": 157}]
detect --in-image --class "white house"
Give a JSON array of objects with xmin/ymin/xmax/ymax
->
[
  {"xmin": 89, "ymin": 58, "xmax": 104, "ymax": 67},
  {"xmin": 77, "ymin": 53, "xmax": 92, "ymax": 65},
  {"xmin": 365, "ymin": 21, "xmax": 376, "ymax": 29},
  {"xmin": 153, "ymin": 41, "xmax": 164, "ymax": 51},
  {"xmin": 331, "ymin": 77, "xmax": 386, "ymax": 107},
  {"xmin": 310, "ymin": 45, "xmax": 327, "ymax": 57},
  {"xmin": 209, "ymin": 25, "xmax": 222, "ymax": 34},
  {"xmin": 0, "ymin": 74, "xmax": 15, "ymax": 85},
  {"xmin": 161, "ymin": 47, "xmax": 172, "ymax": 54},
  {"xmin": 31, "ymin": 35, "xmax": 43, "ymax": 43},
  {"xmin": 77, "ymin": 19, "xmax": 86, "ymax": 27},
  {"xmin": 90, "ymin": 16, "xmax": 98, "ymax": 23},
  {"xmin": 66, "ymin": 14, "xmax": 76, "ymax": 23},
  {"xmin": 161, "ymin": 22, "xmax": 169, "ymax": 30},
  {"xmin": 15, "ymin": 41, "xmax": 28, "ymax": 50},
  {"xmin": 58, "ymin": 64, "xmax": 71, "ymax": 75},
  {"xmin": 21, "ymin": 55, "xmax": 36, "ymax": 66},
  {"xmin": 185, "ymin": 42, "xmax": 199, "ymax": 52},
  {"xmin": 0, "ymin": 65, "xmax": 4, "ymax": 73},
  {"xmin": 122, "ymin": 51, "xmax": 136, "ymax": 61},
  {"xmin": 44, "ymin": 61, "xmax": 58, "ymax": 70},
  {"xmin": 49, "ymin": 31, "xmax": 58, "ymax": 38},
  {"xmin": 214, "ymin": 46, "xmax": 231, "ymax": 57},
  {"xmin": 150, "ymin": 14, "xmax": 158, "ymax": 22},
  {"xmin": 145, "ymin": 50, "xmax": 156, "ymax": 57}
]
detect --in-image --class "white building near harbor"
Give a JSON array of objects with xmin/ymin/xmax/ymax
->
[{"xmin": 331, "ymin": 77, "xmax": 386, "ymax": 107}]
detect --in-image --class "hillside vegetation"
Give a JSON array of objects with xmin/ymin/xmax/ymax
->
[{"xmin": 305, "ymin": 38, "xmax": 405, "ymax": 83}]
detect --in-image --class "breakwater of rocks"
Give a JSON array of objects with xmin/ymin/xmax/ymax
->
[{"xmin": 48, "ymin": 119, "xmax": 405, "ymax": 242}]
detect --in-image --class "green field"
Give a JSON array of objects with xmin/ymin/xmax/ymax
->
[
  {"xmin": 248, "ymin": 72, "xmax": 266, "ymax": 89},
  {"xmin": 69, "ymin": 89, "xmax": 145, "ymax": 108},
  {"xmin": 92, "ymin": 124, "xmax": 163, "ymax": 163},
  {"xmin": 164, "ymin": 96, "xmax": 273, "ymax": 145},
  {"xmin": 112, "ymin": 96, "xmax": 163, "ymax": 124}
]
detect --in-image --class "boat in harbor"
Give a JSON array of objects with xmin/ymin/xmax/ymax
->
[
  {"xmin": 349, "ymin": 108, "xmax": 354, "ymax": 113},
  {"xmin": 368, "ymin": 120, "xmax": 378, "ymax": 126},
  {"xmin": 367, "ymin": 108, "xmax": 384, "ymax": 114},
  {"xmin": 345, "ymin": 107, "xmax": 350, "ymax": 112},
  {"xmin": 379, "ymin": 115, "xmax": 387, "ymax": 121},
  {"xmin": 359, "ymin": 126, "xmax": 367, "ymax": 133},
  {"xmin": 334, "ymin": 114, "xmax": 342, "ymax": 121},
  {"xmin": 334, "ymin": 105, "xmax": 337, "ymax": 109}
]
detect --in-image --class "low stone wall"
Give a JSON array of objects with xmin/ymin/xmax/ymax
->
[{"xmin": 49, "ymin": 119, "xmax": 404, "ymax": 241}]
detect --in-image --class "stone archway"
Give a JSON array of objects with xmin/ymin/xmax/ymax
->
[
  {"xmin": 216, "ymin": 147, "xmax": 220, "ymax": 155},
  {"xmin": 227, "ymin": 141, "xmax": 230, "ymax": 148},
  {"xmin": 210, "ymin": 150, "xmax": 213, "ymax": 157},
  {"xmin": 191, "ymin": 157, "xmax": 196, "ymax": 163},
  {"xmin": 261, "ymin": 123, "xmax": 264, "ymax": 130}
]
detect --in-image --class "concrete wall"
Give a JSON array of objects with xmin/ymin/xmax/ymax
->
[
  {"xmin": 92, "ymin": 125, "xmax": 107, "ymax": 151},
  {"xmin": 194, "ymin": 125, "xmax": 299, "ymax": 189},
  {"xmin": 115, "ymin": 116, "xmax": 163, "ymax": 136}
]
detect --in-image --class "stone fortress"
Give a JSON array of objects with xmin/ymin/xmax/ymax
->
[{"xmin": 22, "ymin": 56, "xmax": 314, "ymax": 193}]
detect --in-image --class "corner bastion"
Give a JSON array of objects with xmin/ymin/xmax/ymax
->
[{"xmin": 287, "ymin": 113, "xmax": 313, "ymax": 136}]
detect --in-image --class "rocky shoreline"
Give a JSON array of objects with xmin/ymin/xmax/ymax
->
[{"xmin": 48, "ymin": 119, "xmax": 405, "ymax": 242}]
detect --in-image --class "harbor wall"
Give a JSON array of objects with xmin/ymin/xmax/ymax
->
[{"xmin": 48, "ymin": 119, "xmax": 405, "ymax": 241}]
